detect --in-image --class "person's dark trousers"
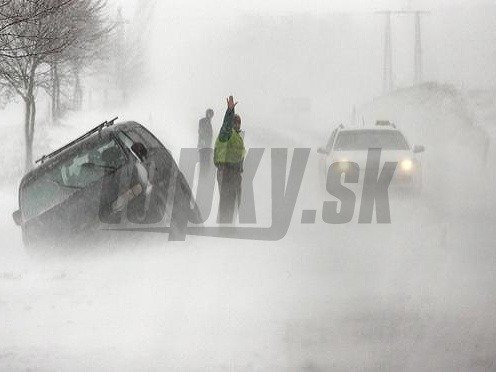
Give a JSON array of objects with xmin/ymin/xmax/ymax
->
[{"xmin": 217, "ymin": 165, "xmax": 242, "ymax": 224}]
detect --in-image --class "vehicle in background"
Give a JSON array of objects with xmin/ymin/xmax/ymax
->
[
  {"xmin": 12, "ymin": 118, "xmax": 201, "ymax": 247},
  {"xmin": 318, "ymin": 120, "xmax": 425, "ymax": 195}
]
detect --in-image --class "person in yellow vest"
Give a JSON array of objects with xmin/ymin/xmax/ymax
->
[{"xmin": 214, "ymin": 95, "xmax": 245, "ymax": 223}]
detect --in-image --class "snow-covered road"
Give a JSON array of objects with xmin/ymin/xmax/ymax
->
[{"xmin": 1, "ymin": 85, "xmax": 495, "ymax": 371}]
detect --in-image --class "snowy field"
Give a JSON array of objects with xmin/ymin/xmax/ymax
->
[{"xmin": 0, "ymin": 84, "xmax": 495, "ymax": 371}]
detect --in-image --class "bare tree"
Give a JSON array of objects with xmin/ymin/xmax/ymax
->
[
  {"xmin": 46, "ymin": 0, "xmax": 112, "ymax": 121},
  {"xmin": 0, "ymin": 0, "xmax": 77, "ymax": 58},
  {"xmin": 0, "ymin": 0, "xmax": 111, "ymax": 170}
]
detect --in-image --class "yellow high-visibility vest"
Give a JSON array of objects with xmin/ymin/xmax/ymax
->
[{"xmin": 214, "ymin": 130, "xmax": 245, "ymax": 165}]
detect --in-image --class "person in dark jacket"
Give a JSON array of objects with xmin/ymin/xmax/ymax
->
[
  {"xmin": 214, "ymin": 96, "xmax": 245, "ymax": 224},
  {"xmin": 198, "ymin": 108, "xmax": 214, "ymax": 172}
]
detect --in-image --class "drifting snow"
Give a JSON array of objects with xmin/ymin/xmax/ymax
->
[{"xmin": 0, "ymin": 83, "xmax": 495, "ymax": 370}]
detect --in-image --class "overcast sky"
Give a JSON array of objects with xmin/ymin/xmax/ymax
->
[
  {"xmin": 115, "ymin": 0, "xmax": 485, "ymax": 18},
  {"xmin": 105, "ymin": 0, "xmax": 496, "ymax": 133}
]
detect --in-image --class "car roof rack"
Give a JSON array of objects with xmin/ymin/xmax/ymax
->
[
  {"xmin": 35, "ymin": 116, "xmax": 118, "ymax": 164},
  {"xmin": 375, "ymin": 120, "xmax": 396, "ymax": 128}
]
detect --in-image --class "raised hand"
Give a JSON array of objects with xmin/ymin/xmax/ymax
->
[{"xmin": 226, "ymin": 95, "xmax": 238, "ymax": 110}]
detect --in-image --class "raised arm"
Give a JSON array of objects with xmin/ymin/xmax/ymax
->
[{"xmin": 218, "ymin": 96, "xmax": 237, "ymax": 142}]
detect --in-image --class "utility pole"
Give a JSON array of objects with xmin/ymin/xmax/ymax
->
[
  {"xmin": 376, "ymin": 9, "xmax": 429, "ymax": 93},
  {"xmin": 413, "ymin": 11, "xmax": 428, "ymax": 84},
  {"xmin": 376, "ymin": 11, "xmax": 394, "ymax": 93},
  {"xmin": 383, "ymin": 12, "xmax": 393, "ymax": 93}
]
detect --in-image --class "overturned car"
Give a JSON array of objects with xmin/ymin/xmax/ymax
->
[{"xmin": 12, "ymin": 118, "xmax": 201, "ymax": 247}]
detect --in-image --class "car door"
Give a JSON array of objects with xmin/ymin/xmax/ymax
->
[
  {"xmin": 117, "ymin": 126, "xmax": 201, "ymax": 228},
  {"xmin": 115, "ymin": 127, "xmax": 175, "ymax": 224}
]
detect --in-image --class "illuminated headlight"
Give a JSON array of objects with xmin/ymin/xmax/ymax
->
[
  {"xmin": 337, "ymin": 159, "xmax": 349, "ymax": 171},
  {"xmin": 400, "ymin": 159, "xmax": 413, "ymax": 172}
]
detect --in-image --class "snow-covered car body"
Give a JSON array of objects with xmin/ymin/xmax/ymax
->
[
  {"xmin": 13, "ymin": 120, "xmax": 200, "ymax": 246},
  {"xmin": 318, "ymin": 121, "xmax": 425, "ymax": 193}
]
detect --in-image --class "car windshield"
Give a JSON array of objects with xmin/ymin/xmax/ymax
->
[
  {"xmin": 334, "ymin": 130, "xmax": 409, "ymax": 151},
  {"xmin": 21, "ymin": 139, "xmax": 125, "ymax": 220}
]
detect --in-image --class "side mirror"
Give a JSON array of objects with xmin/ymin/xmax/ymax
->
[
  {"xmin": 131, "ymin": 142, "xmax": 148, "ymax": 161},
  {"xmin": 413, "ymin": 145, "xmax": 425, "ymax": 154},
  {"xmin": 317, "ymin": 147, "xmax": 328, "ymax": 155},
  {"xmin": 12, "ymin": 210, "xmax": 22, "ymax": 226}
]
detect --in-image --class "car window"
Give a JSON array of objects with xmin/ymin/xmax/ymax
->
[
  {"xmin": 135, "ymin": 127, "xmax": 162, "ymax": 148},
  {"xmin": 123, "ymin": 127, "xmax": 162, "ymax": 149},
  {"xmin": 21, "ymin": 139, "xmax": 125, "ymax": 219},
  {"xmin": 326, "ymin": 127, "xmax": 340, "ymax": 152},
  {"xmin": 117, "ymin": 131, "xmax": 135, "ymax": 151},
  {"xmin": 334, "ymin": 130, "xmax": 409, "ymax": 151}
]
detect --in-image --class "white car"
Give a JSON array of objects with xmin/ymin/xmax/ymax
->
[{"xmin": 317, "ymin": 121, "xmax": 425, "ymax": 195}]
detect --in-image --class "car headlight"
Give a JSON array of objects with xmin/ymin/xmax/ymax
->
[
  {"xmin": 400, "ymin": 159, "xmax": 413, "ymax": 172},
  {"xmin": 337, "ymin": 159, "xmax": 349, "ymax": 171}
]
